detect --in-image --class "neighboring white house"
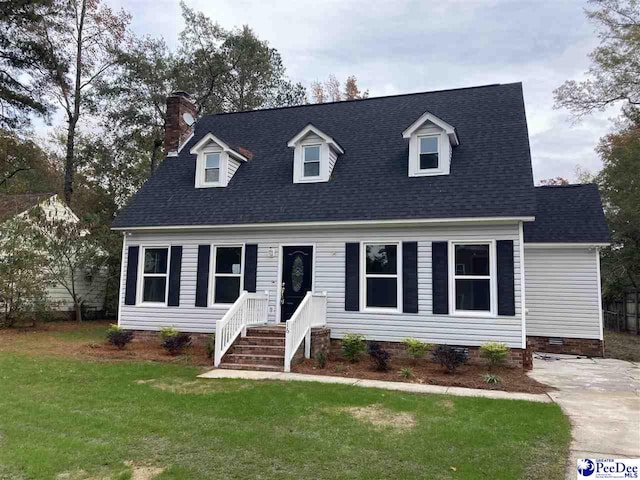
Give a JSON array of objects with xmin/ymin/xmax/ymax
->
[
  {"xmin": 112, "ymin": 85, "xmax": 610, "ymax": 371},
  {"xmin": 0, "ymin": 193, "xmax": 107, "ymax": 317}
]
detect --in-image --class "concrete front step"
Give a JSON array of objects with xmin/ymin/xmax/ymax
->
[
  {"xmin": 231, "ymin": 344, "xmax": 285, "ymax": 356},
  {"xmin": 217, "ymin": 362, "xmax": 283, "ymax": 372},
  {"xmin": 224, "ymin": 353, "xmax": 285, "ymax": 367},
  {"xmin": 236, "ymin": 336, "xmax": 285, "ymax": 346}
]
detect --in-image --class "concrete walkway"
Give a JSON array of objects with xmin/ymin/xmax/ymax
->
[
  {"xmin": 198, "ymin": 368, "xmax": 552, "ymax": 403},
  {"xmin": 528, "ymin": 354, "xmax": 640, "ymax": 479}
]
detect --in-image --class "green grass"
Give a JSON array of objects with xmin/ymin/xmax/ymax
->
[{"xmin": 0, "ymin": 352, "xmax": 570, "ymax": 479}]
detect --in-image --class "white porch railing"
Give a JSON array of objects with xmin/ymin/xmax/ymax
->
[
  {"xmin": 284, "ymin": 291, "xmax": 327, "ymax": 372},
  {"xmin": 214, "ymin": 290, "xmax": 269, "ymax": 367}
]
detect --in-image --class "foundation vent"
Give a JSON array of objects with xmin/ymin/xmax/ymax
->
[{"xmin": 548, "ymin": 337, "xmax": 564, "ymax": 346}]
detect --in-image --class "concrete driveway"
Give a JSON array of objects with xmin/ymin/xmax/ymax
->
[{"xmin": 528, "ymin": 354, "xmax": 640, "ymax": 479}]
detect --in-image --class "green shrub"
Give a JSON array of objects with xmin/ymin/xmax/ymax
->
[
  {"xmin": 205, "ymin": 334, "xmax": 216, "ymax": 359},
  {"xmin": 483, "ymin": 374, "xmax": 501, "ymax": 384},
  {"xmin": 159, "ymin": 326, "xmax": 179, "ymax": 341},
  {"xmin": 480, "ymin": 342, "xmax": 509, "ymax": 371},
  {"xmin": 106, "ymin": 324, "xmax": 133, "ymax": 350},
  {"xmin": 315, "ymin": 351, "xmax": 327, "ymax": 368},
  {"xmin": 399, "ymin": 367, "xmax": 413, "ymax": 379},
  {"xmin": 341, "ymin": 333, "xmax": 366, "ymax": 362},
  {"xmin": 403, "ymin": 338, "xmax": 432, "ymax": 360}
]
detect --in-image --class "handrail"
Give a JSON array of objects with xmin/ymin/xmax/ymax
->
[
  {"xmin": 214, "ymin": 290, "xmax": 269, "ymax": 367},
  {"xmin": 284, "ymin": 291, "xmax": 327, "ymax": 372}
]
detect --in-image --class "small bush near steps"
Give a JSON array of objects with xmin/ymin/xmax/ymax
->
[
  {"xmin": 403, "ymin": 338, "xmax": 432, "ymax": 361},
  {"xmin": 484, "ymin": 374, "xmax": 501, "ymax": 384},
  {"xmin": 341, "ymin": 333, "xmax": 366, "ymax": 362},
  {"xmin": 160, "ymin": 330, "xmax": 192, "ymax": 355},
  {"xmin": 480, "ymin": 342, "xmax": 509, "ymax": 371},
  {"xmin": 399, "ymin": 367, "xmax": 413, "ymax": 380},
  {"xmin": 367, "ymin": 342, "xmax": 391, "ymax": 372},
  {"xmin": 159, "ymin": 326, "xmax": 179, "ymax": 341},
  {"xmin": 315, "ymin": 351, "xmax": 327, "ymax": 368},
  {"xmin": 431, "ymin": 345, "xmax": 469, "ymax": 374},
  {"xmin": 106, "ymin": 325, "xmax": 133, "ymax": 350}
]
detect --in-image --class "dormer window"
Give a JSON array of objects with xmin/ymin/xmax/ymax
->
[
  {"xmin": 288, "ymin": 124, "xmax": 344, "ymax": 183},
  {"xmin": 418, "ymin": 135, "xmax": 439, "ymax": 170},
  {"xmin": 190, "ymin": 132, "xmax": 248, "ymax": 188},
  {"xmin": 303, "ymin": 145, "xmax": 321, "ymax": 177},
  {"xmin": 204, "ymin": 153, "xmax": 221, "ymax": 183},
  {"xmin": 402, "ymin": 112, "xmax": 459, "ymax": 178}
]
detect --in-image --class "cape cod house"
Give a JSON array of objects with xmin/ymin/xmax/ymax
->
[{"xmin": 112, "ymin": 83, "xmax": 610, "ymax": 371}]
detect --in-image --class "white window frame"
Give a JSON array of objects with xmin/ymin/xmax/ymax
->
[
  {"xmin": 417, "ymin": 134, "xmax": 439, "ymax": 171},
  {"xmin": 137, "ymin": 245, "xmax": 171, "ymax": 306},
  {"xmin": 448, "ymin": 240, "xmax": 497, "ymax": 317},
  {"xmin": 209, "ymin": 243, "xmax": 245, "ymax": 306},
  {"xmin": 195, "ymin": 147, "xmax": 228, "ymax": 188},
  {"xmin": 302, "ymin": 144, "xmax": 322, "ymax": 179},
  {"xmin": 203, "ymin": 152, "xmax": 221, "ymax": 185},
  {"xmin": 360, "ymin": 241, "xmax": 403, "ymax": 314}
]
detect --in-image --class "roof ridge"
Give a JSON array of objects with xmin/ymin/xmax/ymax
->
[
  {"xmin": 203, "ymin": 82, "xmax": 519, "ymax": 118},
  {"xmin": 535, "ymin": 183, "xmax": 596, "ymax": 189}
]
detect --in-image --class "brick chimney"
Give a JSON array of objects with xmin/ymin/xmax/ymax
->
[{"xmin": 164, "ymin": 91, "xmax": 196, "ymax": 156}]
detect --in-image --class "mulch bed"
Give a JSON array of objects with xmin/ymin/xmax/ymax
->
[{"xmin": 293, "ymin": 358, "xmax": 551, "ymax": 394}]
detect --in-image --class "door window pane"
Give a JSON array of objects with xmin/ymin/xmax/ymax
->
[
  {"xmin": 214, "ymin": 277, "xmax": 241, "ymax": 304},
  {"xmin": 366, "ymin": 278, "xmax": 397, "ymax": 308},
  {"xmin": 455, "ymin": 244, "xmax": 489, "ymax": 276},
  {"xmin": 366, "ymin": 244, "xmax": 397, "ymax": 274},
  {"xmin": 143, "ymin": 277, "xmax": 166, "ymax": 302},
  {"xmin": 216, "ymin": 247, "xmax": 242, "ymax": 274},
  {"xmin": 455, "ymin": 279, "xmax": 490, "ymax": 311}
]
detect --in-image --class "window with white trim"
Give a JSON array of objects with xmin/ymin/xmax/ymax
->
[
  {"xmin": 212, "ymin": 245, "xmax": 243, "ymax": 304},
  {"xmin": 302, "ymin": 145, "xmax": 321, "ymax": 177},
  {"xmin": 452, "ymin": 243, "xmax": 493, "ymax": 312},
  {"xmin": 204, "ymin": 152, "xmax": 221, "ymax": 184},
  {"xmin": 418, "ymin": 135, "xmax": 439, "ymax": 170},
  {"xmin": 363, "ymin": 243, "xmax": 400, "ymax": 310},
  {"xmin": 141, "ymin": 247, "xmax": 169, "ymax": 303}
]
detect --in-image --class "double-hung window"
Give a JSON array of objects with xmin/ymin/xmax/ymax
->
[
  {"xmin": 302, "ymin": 145, "xmax": 321, "ymax": 177},
  {"xmin": 418, "ymin": 135, "xmax": 439, "ymax": 170},
  {"xmin": 212, "ymin": 245, "xmax": 243, "ymax": 304},
  {"xmin": 141, "ymin": 247, "xmax": 169, "ymax": 304},
  {"xmin": 204, "ymin": 152, "xmax": 221, "ymax": 184},
  {"xmin": 452, "ymin": 242, "xmax": 494, "ymax": 313},
  {"xmin": 363, "ymin": 243, "xmax": 401, "ymax": 310}
]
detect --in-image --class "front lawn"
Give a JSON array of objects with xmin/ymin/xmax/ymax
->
[{"xmin": 0, "ymin": 350, "xmax": 570, "ymax": 479}]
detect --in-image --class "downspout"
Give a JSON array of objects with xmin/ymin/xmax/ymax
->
[
  {"xmin": 519, "ymin": 221, "xmax": 526, "ymax": 349},
  {"xmin": 117, "ymin": 232, "xmax": 127, "ymax": 327}
]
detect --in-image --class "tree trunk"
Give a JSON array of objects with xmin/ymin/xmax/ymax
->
[
  {"xmin": 74, "ymin": 300, "xmax": 83, "ymax": 323},
  {"xmin": 150, "ymin": 137, "xmax": 162, "ymax": 174},
  {"xmin": 64, "ymin": 118, "xmax": 77, "ymax": 205}
]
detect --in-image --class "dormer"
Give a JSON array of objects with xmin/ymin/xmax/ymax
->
[
  {"xmin": 190, "ymin": 133, "xmax": 248, "ymax": 188},
  {"xmin": 287, "ymin": 124, "xmax": 344, "ymax": 183},
  {"xmin": 402, "ymin": 112, "xmax": 459, "ymax": 177}
]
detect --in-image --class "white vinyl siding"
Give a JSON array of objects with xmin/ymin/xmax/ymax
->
[
  {"xmin": 525, "ymin": 246, "xmax": 602, "ymax": 339},
  {"xmin": 118, "ymin": 223, "xmax": 523, "ymax": 347},
  {"xmin": 227, "ymin": 157, "xmax": 240, "ymax": 183}
]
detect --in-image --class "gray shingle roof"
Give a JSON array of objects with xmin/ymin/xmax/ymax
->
[
  {"xmin": 524, "ymin": 184, "xmax": 610, "ymax": 243},
  {"xmin": 113, "ymin": 83, "xmax": 537, "ymax": 228}
]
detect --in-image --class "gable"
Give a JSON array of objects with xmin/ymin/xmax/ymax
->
[{"xmin": 113, "ymin": 83, "xmax": 536, "ymax": 229}]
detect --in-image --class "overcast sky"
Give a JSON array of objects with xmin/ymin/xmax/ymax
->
[{"xmin": 102, "ymin": 0, "xmax": 619, "ymax": 182}]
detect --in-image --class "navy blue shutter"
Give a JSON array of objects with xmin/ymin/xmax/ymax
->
[
  {"xmin": 195, "ymin": 245, "xmax": 210, "ymax": 307},
  {"xmin": 345, "ymin": 243, "xmax": 360, "ymax": 311},
  {"xmin": 124, "ymin": 246, "xmax": 139, "ymax": 305},
  {"xmin": 432, "ymin": 242, "xmax": 449, "ymax": 314},
  {"xmin": 496, "ymin": 240, "xmax": 516, "ymax": 316},
  {"xmin": 244, "ymin": 244, "xmax": 258, "ymax": 293},
  {"xmin": 402, "ymin": 242, "xmax": 419, "ymax": 313},
  {"xmin": 167, "ymin": 246, "xmax": 182, "ymax": 306}
]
